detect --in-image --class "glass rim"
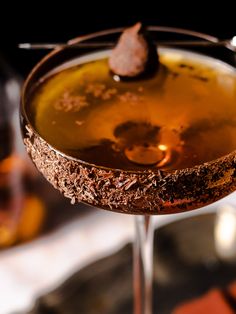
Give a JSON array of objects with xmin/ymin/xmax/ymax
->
[{"xmin": 21, "ymin": 26, "xmax": 236, "ymax": 174}]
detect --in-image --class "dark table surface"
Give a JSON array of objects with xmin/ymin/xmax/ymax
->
[{"xmin": 30, "ymin": 213, "xmax": 236, "ymax": 314}]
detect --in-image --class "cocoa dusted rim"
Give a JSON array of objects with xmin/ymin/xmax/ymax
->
[{"xmin": 24, "ymin": 124, "xmax": 236, "ymax": 215}]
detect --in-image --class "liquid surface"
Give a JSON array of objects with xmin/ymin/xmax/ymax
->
[{"xmin": 26, "ymin": 49, "xmax": 236, "ymax": 171}]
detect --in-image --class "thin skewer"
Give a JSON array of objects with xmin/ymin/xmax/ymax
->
[
  {"xmin": 18, "ymin": 42, "xmax": 114, "ymax": 49},
  {"xmin": 18, "ymin": 37, "xmax": 236, "ymax": 51}
]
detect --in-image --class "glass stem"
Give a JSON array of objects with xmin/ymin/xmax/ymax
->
[{"xmin": 133, "ymin": 215, "xmax": 154, "ymax": 314}]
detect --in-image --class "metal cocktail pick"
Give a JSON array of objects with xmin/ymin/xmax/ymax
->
[{"xmin": 18, "ymin": 36, "xmax": 236, "ymax": 51}]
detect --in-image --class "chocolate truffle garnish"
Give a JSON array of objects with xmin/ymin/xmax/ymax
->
[{"xmin": 109, "ymin": 22, "xmax": 159, "ymax": 78}]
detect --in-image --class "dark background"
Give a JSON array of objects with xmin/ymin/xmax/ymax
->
[{"xmin": 0, "ymin": 2, "xmax": 235, "ymax": 77}]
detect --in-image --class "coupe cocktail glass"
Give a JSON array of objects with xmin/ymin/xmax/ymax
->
[{"xmin": 21, "ymin": 27, "xmax": 236, "ymax": 314}]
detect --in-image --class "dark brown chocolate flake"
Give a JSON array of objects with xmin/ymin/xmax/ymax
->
[
  {"xmin": 190, "ymin": 75, "xmax": 209, "ymax": 82},
  {"xmin": 179, "ymin": 63, "xmax": 194, "ymax": 70},
  {"xmin": 109, "ymin": 22, "xmax": 158, "ymax": 78}
]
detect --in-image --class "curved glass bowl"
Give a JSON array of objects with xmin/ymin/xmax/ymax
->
[{"xmin": 21, "ymin": 27, "xmax": 236, "ymax": 215}]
